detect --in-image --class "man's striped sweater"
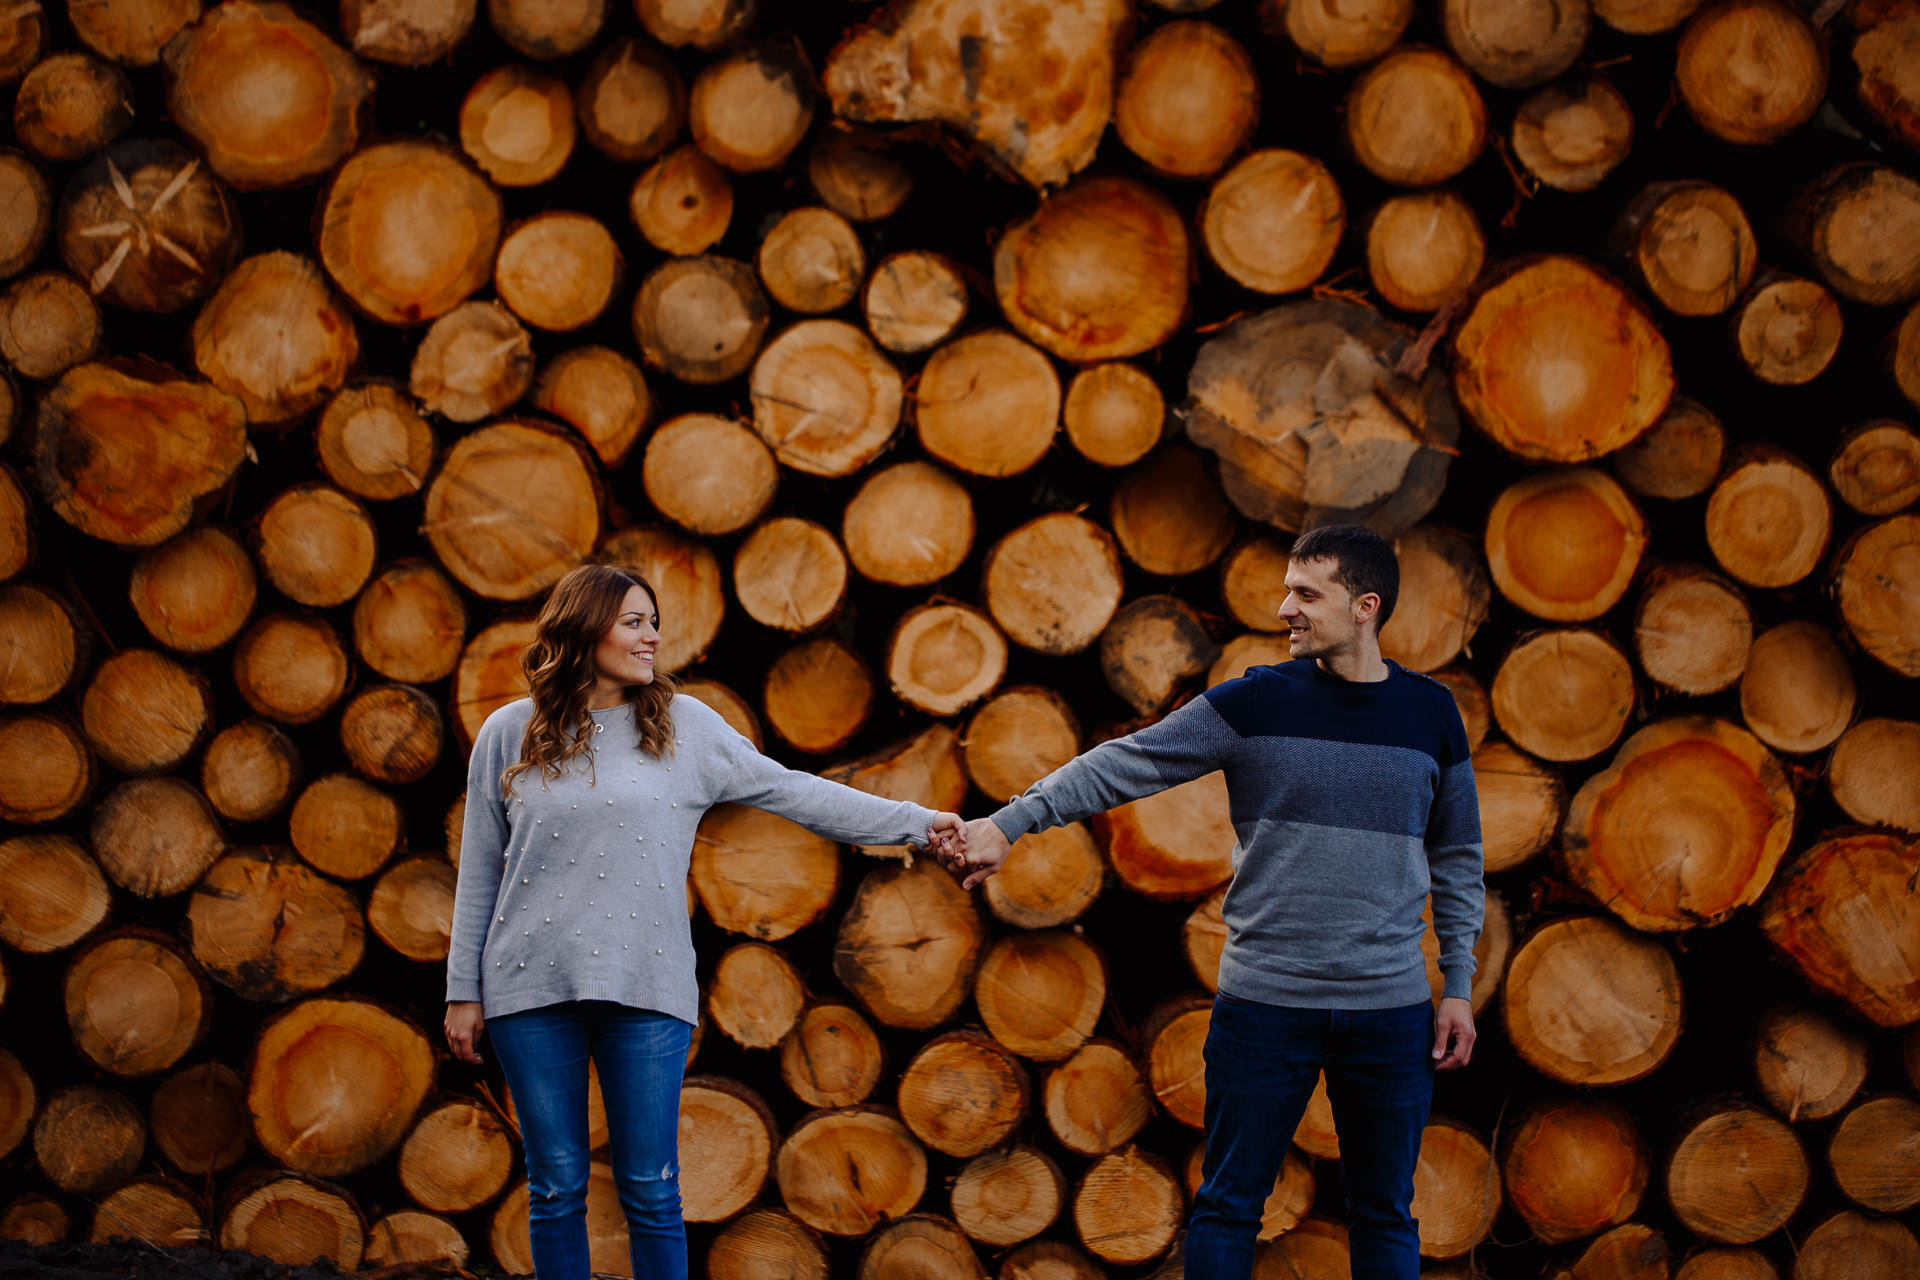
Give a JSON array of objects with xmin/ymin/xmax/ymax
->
[{"xmin": 988, "ymin": 658, "xmax": 1485, "ymax": 1009}]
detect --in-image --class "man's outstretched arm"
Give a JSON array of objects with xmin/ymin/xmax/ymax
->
[{"xmin": 945, "ymin": 691, "xmax": 1240, "ymax": 887}]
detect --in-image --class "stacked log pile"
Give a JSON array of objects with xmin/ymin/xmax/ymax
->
[{"xmin": 1, "ymin": 0, "xmax": 1919, "ymax": 1277}]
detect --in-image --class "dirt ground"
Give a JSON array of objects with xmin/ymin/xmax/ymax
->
[{"xmin": 0, "ymin": 1241, "xmax": 486, "ymax": 1280}]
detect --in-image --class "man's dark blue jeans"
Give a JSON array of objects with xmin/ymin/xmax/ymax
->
[
  {"xmin": 1186, "ymin": 992, "xmax": 1436, "ymax": 1279},
  {"xmin": 488, "ymin": 1001, "xmax": 693, "ymax": 1280}
]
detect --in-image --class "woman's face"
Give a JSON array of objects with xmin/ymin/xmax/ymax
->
[{"xmin": 593, "ymin": 585, "xmax": 660, "ymax": 687}]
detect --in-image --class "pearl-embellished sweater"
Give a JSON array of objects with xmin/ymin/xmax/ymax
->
[{"xmin": 447, "ymin": 694, "xmax": 942, "ymax": 1024}]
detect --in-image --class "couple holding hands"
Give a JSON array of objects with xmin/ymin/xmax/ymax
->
[{"xmin": 445, "ymin": 524, "xmax": 1484, "ymax": 1280}]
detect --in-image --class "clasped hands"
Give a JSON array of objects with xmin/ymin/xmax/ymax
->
[{"xmin": 925, "ymin": 814, "xmax": 1011, "ymax": 890}]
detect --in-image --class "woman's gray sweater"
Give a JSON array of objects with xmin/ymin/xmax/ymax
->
[{"xmin": 446, "ymin": 694, "xmax": 941, "ymax": 1024}]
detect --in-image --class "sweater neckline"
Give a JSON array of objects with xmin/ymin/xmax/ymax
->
[{"xmin": 1306, "ymin": 658, "xmax": 1399, "ymax": 690}]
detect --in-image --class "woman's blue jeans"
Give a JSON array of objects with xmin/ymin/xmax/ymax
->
[
  {"xmin": 1186, "ymin": 993, "xmax": 1436, "ymax": 1280},
  {"xmin": 488, "ymin": 1001, "xmax": 693, "ymax": 1280}
]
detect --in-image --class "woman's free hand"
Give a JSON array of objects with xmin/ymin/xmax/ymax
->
[
  {"xmin": 926, "ymin": 811, "xmax": 966, "ymax": 857},
  {"xmin": 445, "ymin": 1001, "xmax": 485, "ymax": 1064}
]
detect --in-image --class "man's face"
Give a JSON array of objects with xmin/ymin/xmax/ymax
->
[{"xmin": 1278, "ymin": 556, "xmax": 1374, "ymax": 658}]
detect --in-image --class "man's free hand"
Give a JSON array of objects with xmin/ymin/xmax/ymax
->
[
  {"xmin": 1433, "ymin": 996, "xmax": 1475, "ymax": 1069},
  {"xmin": 942, "ymin": 816, "xmax": 1011, "ymax": 889}
]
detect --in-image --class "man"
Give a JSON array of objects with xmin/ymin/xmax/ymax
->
[{"xmin": 944, "ymin": 524, "xmax": 1483, "ymax": 1280}]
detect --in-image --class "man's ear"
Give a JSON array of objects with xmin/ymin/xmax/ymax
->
[{"xmin": 1353, "ymin": 591, "xmax": 1381, "ymax": 625}]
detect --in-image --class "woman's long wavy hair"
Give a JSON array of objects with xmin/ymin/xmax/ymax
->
[{"xmin": 503, "ymin": 563, "xmax": 677, "ymax": 796}]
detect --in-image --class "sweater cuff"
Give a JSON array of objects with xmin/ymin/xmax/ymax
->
[
  {"xmin": 901, "ymin": 803, "xmax": 941, "ymax": 847},
  {"xmin": 988, "ymin": 799, "xmax": 1039, "ymax": 844},
  {"xmin": 447, "ymin": 976, "xmax": 482, "ymax": 1004},
  {"xmin": 1439, "ymin": 965, "xmax": 1474, "ymax": 1002}
]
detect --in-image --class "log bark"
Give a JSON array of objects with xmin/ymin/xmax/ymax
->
[
  {"xmin": 764, "ymin": 636, "xmax": 872, "ymax": 755},
  {"xmin": 1114, "ymin": 20, "xmax": 1258, "ymax": 178},
  {"xmin": 363, "ymin": 1211, "xmax": 466, "ymax": 1270},
  {"xmin": 187, "ymin": 848, "xmax": 366, "ymax": 1001},
  {"xmin": 1501, "ymin": 1099, "xmax": 1647, "ymax": 1245},
  {"xmin": 994, "ymin": 176, "xmax": 1189, "ymax": 362},
  {"xmin": 366, "ymin": 856, "xmax": 456, "ymax": 961},
  {"xmin": 0, "ymin": 148, "xmax": 50, "ymax": 283},
  {"xmin": 1473, "ymin": 741, "xmax": 1563, "ymax": 874},
  {"xmin": 824, "ymin": 0, "xmax": 1130, "ymax": 188},
  {"xmin": 0, "ymin": 582, "xmax": 85, "ymax": 704},
  {"xmin": 409, "ymin": 301, "xmax": 532, "ymax": 423},
  {"xmin": 233, "ymin": 613, "xmax": 350, "ymax": 725},
  {"xmin": 424, "ymin": 421, "xmax": 599, "ymax": 601},
  {"xmin": 1073, "ymin": 1145, "xmax": 1182, "ymax": 1267},
  {"xmin": 1490, "ymin": 629, "xmax": 1634, "ymax": 762},
  {"xmin": 0, "ymin": 712, "xmax": 93, "ymax": 825},
  {"xmin": 58, "ymin": 141, "xmax": 237, "ymax": 313},
  {"xmin": 162, "ymin": 2, "xmax": 368, "ymax": 189},
  {"xmin": 775, "ymin": 1107, "xmax": 928, "ymax": 1236},
  {"xmin": 985, "ymin": 822, "xmax": 1105, "ymax": 930},
  {"xmin": 809, "ymin": 129, "xmax": 912, "ymax": 223},
  {"xmin": 634, "ymin": 256, "xmax": 768, "ymax": 385},
  {"xmin": 1794, "ymin": 1212, "xmax": 1920, "ymax": 1280},
  {"xmin": 1454, "ymin": 257, "xmax": 1673, "ymax": 462},
  {"xmin": 1732, "ymin": 272, "xmax": 1842, "ymax": 385},
  {"xmin": 33, "ymin": 1085, "xmax": 144, "ymax": 1194},
  {"xmin": 1666, "ymin": 1104, "xmax": 1807, "ymax": 1244},
  {"xmin": 1754, "ymin": 1005, "xmax": 1868, "ymax": 1122},
  {"xmin": 192, "ymin": 252, "xmax": 358, "ymax": 425},
  {"xmin": 289, "ymin": 773, "xmax": 403, "ymax": 880},
  {"xmin": 1186, "ymin": 299, "xmax": 1459, "ymax": 534},
  {"xmin": 1144, "ymin": 996, "xmax": 1210, "ymax": 1130},
  {"xmin": 249, "ymin": 998, "xmax": 432, "ymax": 1176},
  {"xmin": 758, "ymin": 207, "xmax": 865, "ymax": 315},
  {"xmin": 1633, "ymin": 564, "xmax": 1750, "ymax": 695},
  {"xmin": 1739, "ymin": 621, "xmax": 1856, "ymax": 755},
  {"xmin": 629, "ymin": 144, "xmax": 732, "ymax": 256},
  {"xmin": 751, "ymin": 319, "xmax": 902, "ymax": 476},
  {"xmin": 690, "ymin": 44, "xmax": 814, "ymax": 172},
  {"xmin": 858, "ymin": 1214, "xmax": 984, "ymax": 1280},
  {"xmin": 89, "ymin": 776, "xmax": 224, "ymax": 897},
  {"xmin": 1513, "ymin": 77, "xmax": 1632, "ymax": 193},
  {"xmin": 315, "ymin": 384, "xmax": 434, "ymax": 501},
  {"xmin": 1099, "ymin": 597, "xmax": 1215, "ymax": 717},
  {"xmin": 953, "ymin": 1145, "xmax": 1065, "ymax": 1247},
  {"xmin": 1761, "ymin": 831, "xmax": 1920, "ymax": 1026},
  {"xmin": 864, "ymin": 251, "xmax": 967, "ymax": 354},
  {"xmin": 898, "ymin": 1028, "xmax": 1029, "ymax": 1157},
  {"xmin": 1444, "ymin": 0, "xmax": 1590, "ymax": 89},
  {"xmin": 976, "ymin": 931, "xmax": 1106, "ymax": 1062},
  {"xmin": 1827, "ymin": 1095, "xmax": 1920, "ymax": 1212},
  {"xmin": 460, "ymin": 66, "xmax": 574, "ymax": 187},
  {"xmin": 1366, "ymin": 190, "xmax": 1485, "ymax": 313},
  {"xmin": 495, "ymin": 213, "xmax": 620, "ymax": 333},
  {"xmin": 1613, "ymin": 181, "xmax": 1757, "ymax": 317},
  {"xmin": 1676, "ymin": 0, "xmax": 1826, "ymax": 144},
  {"xmin": 1345, "ymin": 48, "xmax": 1486, "ymax": 187},
  {"xmin": 1378, "ymin": 525, "xmax": 1491, "ymax": 672},
  {"xmin": 1095, "ymin": 769, "xmax": 1235, "ymax": 900},
  {"xmin": 1705, "ymin": 447, "xmax": 1832, "ymax": 588},
  {"xmin": 577, "ymin": 37, "xmax": 682, "ymax": 161},
  {"xmin": 733, "ymin": 518, "xmax": 847, "ymax": 633},
  {"xmin": 0, "ymin": 272, "xmax": 102, "ymax": 379},
  {"xmin": 1787, "ymin": 163, "xmax": 1920, "ymax": 307},
  {"xmin": 781, "ymin": 1002, "xmax": 885, "ymax": 1109},
  {"xmin": 396, "ymin": 1098, "xmax": 513, "ymax": 1214},
  {"xmin": 488, "ymin": 0, "xmax": 604, "ymax": 58},
  {"xmin": 1834, "ymin": 514, "xmax": 1920, "ymax": 676},
  {"xmin": 1411, "ymin": 1120, "xmax": 1500, "ymax": 1258},
  {"xmin": 1502, "ymin": 915, "xmax": 1682, "ymax": 1085},
  {"xmin": 13, "ymin": 53, "xmax": 133, "ymax": 162},
  {"xmin": 1828, "ymin": 718, "xmax": 1920, "ymax": 833},
  {"xmin": 0, "ymin": 834, "xmax": 110, "ymax": 954},
  {"xmin": 916, "ymin": 330, "xmax": 1059, "ymax": 477},
  {"xmin": 679, "ymin": 1077, "xmax": 776, "ymax": 1222},
  {"xmin": 80, "ymin": 648, "xmax": 212, "ymax": 774},
  {"xmin": 1044, "ymin": 1040, "xmax": 1152, "ymax": 1157},
  {"xmin": 319, "ymin": 141, "xmax": 502, "ymax": 326},
  {"xmin": 340, "ymin": 0, "xmax": 474, "ymax": 65},
  {"xmin": 1829, "ymin": 419, "xmax": 1920, "ymax": 516},
  {"xmin": 64, "ymin": 929, "xmax": 208, "ymax": 1076},
  {"xmin": 128, "ymin": 527, "xmax": 255, "ymax": 654},
  {"xmin": 843, "ymin": 461, "xmax": 973, "ymax": 588},
  {"xmin": 963, "ymin": 686, "xmax": 1080, "ymax": 803},
  {"xmin": 149, "ymin": 1061, "xmax": 247, "ymax": 1175},
  {"xmin": 984, "ymin": 514, "xmax": 1126, "ymax": 656},
  {"xmin": 888, "ymin": 603, "xmax": 1006, "ymax": 717},
  {"xmin": 600, "ymin": 525, "xmax": 726, "ymax": 674},
  {"xmin": 835, "ymin": 857, "xmax": 984, "ymax": 1028},
  {"xmin": 709, "ymin": 942, "xmax": 807, "ymax": 1049},
  {"xmin": 90, "ymin": 1176, "xmax": 204, "ymax": 1248},
  {"xmin": 218, "ymin": 1174, "xmax": 364, "ymax": 1269},
  {"xmin": 642, "ymin": 414, "xmax": 777, "ymax": 538},
  {"xmin": 823, "ymin": 724, "xmax": 968, "ymax": 859},
  {"xmin": 708, "ymin": 1209, "xmax": 829, "ymax": 1280},
  {"xmin": 1264, "ymin": 0, "xmax": 1411, "ymax": 67}
]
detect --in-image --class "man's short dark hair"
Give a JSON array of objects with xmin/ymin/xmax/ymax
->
[{"xmin": 1289, "ymin": 524, "xmax": 1400, "ymax": 630}]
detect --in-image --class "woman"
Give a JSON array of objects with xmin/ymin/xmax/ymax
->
[{"xmin": 445, "ymin": 563, "xmax": 963, "ymax": 1280}]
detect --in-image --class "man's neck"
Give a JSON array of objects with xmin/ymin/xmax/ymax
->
[{"xmin": 1316, "ymin": 644, "xmax": 1389, "ymax": 683}]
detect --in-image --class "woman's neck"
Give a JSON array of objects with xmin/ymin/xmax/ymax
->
[{"xmin": 585, "ymin": 680, "xmax": 627, "ymax": 711}]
